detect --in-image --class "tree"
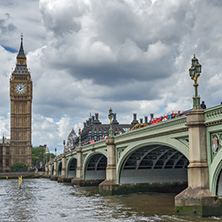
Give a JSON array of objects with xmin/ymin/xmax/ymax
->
[
  {"xmin": 11, "ymin": 162, "xmax": 28, "ymax": 171},
  {"xmin": 32, "ymin": 147, "xmax": 45, "ymax": 168},
  {"xmin": 32, "ymin": 147, "xmax": 56, "ymax": 168},
  {"xmin": 44, "ymin": 153, "xmax": 56, "ymax": 162}
]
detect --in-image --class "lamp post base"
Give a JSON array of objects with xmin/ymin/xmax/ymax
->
[{"xmin": 193, "ymin": 96, "xmax": 201, "ymax": 110}]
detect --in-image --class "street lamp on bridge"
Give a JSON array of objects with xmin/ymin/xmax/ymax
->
[
  {"xmin": 108, "ymin": 108, "xmax": 114, "ymax": 136},
  {"xmin": 78, "ymin": 128, "xmax": 82, "ymax": 146},
  {"xmin": 189, "ymin": 54, "xmax": 202, "ymax": 109}
]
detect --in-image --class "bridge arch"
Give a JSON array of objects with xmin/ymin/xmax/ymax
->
[
  {"xmin": 66, "ymin": 157, "xmax": 77, "ymax": 178},
  {"xmin": 117, "ymin": 141, "xmax": 189, "ymax": 184},
  {"xmin": 83, "ymin": 151, "xmax": 107, "ymax": 180},
  {"xmin": 57, "ymin": 161, "xmax": 62, "ymax": 177},
  {"xmin": 210, "ymin": 148, "xmax": 222, "ymax": 196}
]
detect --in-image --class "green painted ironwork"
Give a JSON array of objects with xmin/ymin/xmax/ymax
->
[{"xmin": 189, "ymin": 54, "xmax": 202, "ymax": 109}]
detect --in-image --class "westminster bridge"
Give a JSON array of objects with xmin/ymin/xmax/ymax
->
[{"xmin": 45, "ymin": 105, "xmax": 222, "ymax": 217}]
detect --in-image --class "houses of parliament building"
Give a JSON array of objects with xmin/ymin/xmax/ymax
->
[{"xmin": 0, "ymin": 36, "xmax": 33, "ymax": 172}]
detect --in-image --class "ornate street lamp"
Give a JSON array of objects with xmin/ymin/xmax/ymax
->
[
  {"xmin": 108, "ymin": 108, "xmax": 114, "ymax": 136},
  {"xmin": 63, "ymin": 140, "xmax": 66, "ymax": 153},
  {"xmin": 189, "ymin": 54, "xmax": 202, "ymax": 109},
  {"xmin": 78, "ymin": 128, "xmax": 82, "ymax": 146}
]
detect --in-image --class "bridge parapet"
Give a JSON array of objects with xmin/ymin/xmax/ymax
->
[
  {"xmin": 205, "ymin": 105, "xmax": 222, "ymax": 126},
  {"xmin": 115, "ymin": 115, "xmax": 187, "ymax": 143}
]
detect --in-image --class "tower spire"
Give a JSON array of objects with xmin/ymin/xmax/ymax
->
[{"xmin": 16, "ymin": 33, "xmax": 26, "ymax": 65}]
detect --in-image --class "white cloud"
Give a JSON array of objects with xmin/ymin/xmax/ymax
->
[{"xmin": 0, "ymin": 114, "xmax": 10, "ymax": 138}]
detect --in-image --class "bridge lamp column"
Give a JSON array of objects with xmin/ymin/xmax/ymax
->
[
  {"xmin": 45, "ymin": 164, "xmax": 48, "ymax": 176},
  {"xmin": 189, "ymin": 54, "xmax": 202, "ymax": 109},
  {"xmin": 63, "ymin": 140, "xmax": 66, "ymax": 153},
  {"xmin": 99, "ymin": 108, "xmax": 117, "ymax": 194},
  {"xmin": 108, "ymin": 108, "xmax": 114, "ymax": 136},
  {"xmin": 174, "ymin": 55, "xmax": 221, "ymax": 217},
  {"xmin": 48, "ymin": 163, "xmax": 52, "ymax": 176},
  {"xmin": 53, "ymin": 158, "xmax": 57, "ymax": 177},
  {"xmin": 71, "ymin": 129, "xmax": 84, "ymax": 185},
  {"xmin": 61, "ymin": 154, "xmax": 66, "ymax": 178},
  {"xmin": 76, "ymin": 129, "xmax": 83, "ymax": 179}
]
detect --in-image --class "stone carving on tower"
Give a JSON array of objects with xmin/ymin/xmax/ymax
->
[{"xmin": 10, "ymin": 34, "xmax": 33, "ymax": 167}]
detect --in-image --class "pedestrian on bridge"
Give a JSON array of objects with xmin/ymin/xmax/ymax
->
[{"xmin": 201, "ymin": 101, "xmax": 206, "ymax": 109}]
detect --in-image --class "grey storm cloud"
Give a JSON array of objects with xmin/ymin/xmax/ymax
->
[
  {"xmin": 36, "ymin": 0, "xmax": 222, "ymax": 110},
  {"xmin": 1, "ymin": 0, "xmax": 222, "ymax": 152},
  {"xmin": 39, "ymin": 0, "xmax": 191, "ymax": 86},
  {"xmin": 0, "ymin": 13, "xmax": 16, "ymax": 34}
]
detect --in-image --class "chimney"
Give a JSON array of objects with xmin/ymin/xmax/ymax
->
[
  {"xmin": 92, "ymin": 116, "xmax": 95, "ymax": 122},
  {"xmin": 84, "ymin": 122, "xmax": 86, "ymax": 128},
  {"xmin": 150, "ymin": 113, "xmax": 154, "ymax": 120},
  {"xmin": 140, "ymin": 118, "xmax": 143, "ymax": 124},
  {"xmin": 94, "ymin": 113, "xmax": 101, "ymax": 124},
  {"xmin": 113, "ymin": 113, "xmax": 119, "ymax": 124},
  {"xmin": 144, "ymin": 116, "xmax": 148, "ymax": 123},
  {"xmin": 131, "ymin": 113, "xmax": 138, "ymax": 125},
  {"xmin": 86, "ymin": 120, "xmax": 89, "ymax": 126}
]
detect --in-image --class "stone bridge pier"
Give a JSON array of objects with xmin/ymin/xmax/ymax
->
[
  {"xmin": 58, "ymin": 154, "xmax": 67, "ymax": 182},
  {"xmin": 175, "ymin": 109, "xmax": 222, "ymax": 217},
  {"xmin": 51, "ymin": 158, "xmax": 58, "ymax": 180},
  {"xmin": 99, "ymin": 135, "xmax": 119, "ymax": 195},
  {"xmin": 71, "ymin": 145, "xmax": 84, "ymax": 185}
]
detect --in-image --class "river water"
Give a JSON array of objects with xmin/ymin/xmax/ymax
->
[{"xmin": 0, "ymin": 178, "xmax": 222, "ymax": 222}]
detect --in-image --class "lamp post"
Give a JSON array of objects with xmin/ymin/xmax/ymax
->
[
  {"xmin": 108, "ymin": 108, "xmax": 114, "ymax": 136},
  {"xmin": 63, "ymin": 140, "xmax": 66, "ymax": 153},
  {"xmin": 189, "ymin": 54, "xmax": 202, "ymax": 109},
  {"xmin": 55, "ymin": 147, "xmax": 57, "ymax": 156},
  {"xmin": 78, "ymin": 128, "xmax": 82, "ymax": 146}
]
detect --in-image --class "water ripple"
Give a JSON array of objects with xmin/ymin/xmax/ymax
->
[{"xmin": 0, "ymin": 179, "xmax": 222, "ymax": 222}]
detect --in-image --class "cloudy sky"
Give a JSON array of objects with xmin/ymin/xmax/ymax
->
[{"xmin": 0, "ymin": 0, "xmax": 222, "ymax": 154}]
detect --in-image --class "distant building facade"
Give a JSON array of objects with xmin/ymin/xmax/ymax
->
[
  {"xmin": 0, "ymin": 137, "xmax": 11, "ymax": 171},
  {"xmin": 65, "ymin": 113, "xmax": 148, "ymax": 150}
]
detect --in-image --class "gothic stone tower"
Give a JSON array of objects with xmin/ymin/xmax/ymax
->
[{"xmin": 10, "ymin": 36, "xmax": 32, "ymax": 167}]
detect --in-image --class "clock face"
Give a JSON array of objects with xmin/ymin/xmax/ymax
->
[{"xmin": 15, "ymin": 83, "xmax": 26, "ymax": 94}]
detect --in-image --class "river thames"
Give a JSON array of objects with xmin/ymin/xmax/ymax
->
[{"xmin": 0, "ymin": 178, "xmax": 222, "ymax": 222}]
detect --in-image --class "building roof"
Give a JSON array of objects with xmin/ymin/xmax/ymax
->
[{"xmin": 74, "ymin": 113, "xmax": 136, "ymax": 146}]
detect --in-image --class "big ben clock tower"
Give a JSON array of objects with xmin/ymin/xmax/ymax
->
[{"xmin": 10, "ymin": 35, "xmax": 32, "ymax": 167}]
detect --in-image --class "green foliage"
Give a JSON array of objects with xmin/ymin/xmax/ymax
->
[
  {"xmin": 11, "ymin": 162, "xmax": 28, "ymax": 171},
  {"xmin": 32, "ymin": 147, "xmax": 56, "ymax": 168},
  {"xmin": 32, "ymin": 147, "xmax": 45, "ymax": 167},
  {"xmin": 44, "ymin": 153, "xmax": 56, "ymax": 161}
]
